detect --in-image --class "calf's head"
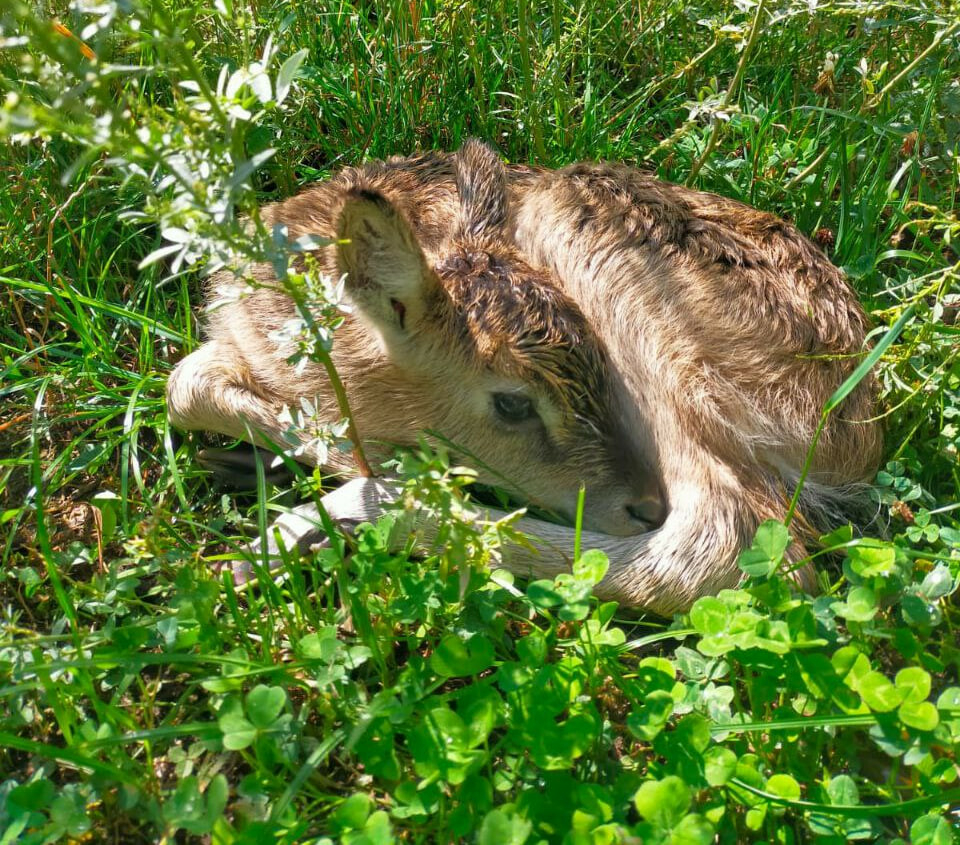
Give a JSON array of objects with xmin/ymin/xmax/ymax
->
[{"xmin": 335, "ymin": 186, "xmax": 664, "ymax": 535}]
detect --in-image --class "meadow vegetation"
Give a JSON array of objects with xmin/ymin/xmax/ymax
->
[{"xmin": 1, "ymin": 0, "xmax": 959, "ymax": 841}]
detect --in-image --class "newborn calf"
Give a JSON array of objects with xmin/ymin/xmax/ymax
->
[{"xmin": 168, "ymin": 141, "xmax": 881, "ymax": 613}]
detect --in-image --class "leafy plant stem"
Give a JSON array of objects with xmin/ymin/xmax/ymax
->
[
  {"xmin": 867, "ymin": 21, "xmax": 960, "ymax": 112},
  {"xmin": 686, "ymin": 0, "xmax": 767, "ymax": 185},
  {"xmin": 786, "ymin": 304, "xmax": 915, "ymax": 525}
]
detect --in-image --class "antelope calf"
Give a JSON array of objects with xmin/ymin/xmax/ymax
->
[{"xmin": 168, "ymin": 141, "xmax": 882, "ymax": 613}]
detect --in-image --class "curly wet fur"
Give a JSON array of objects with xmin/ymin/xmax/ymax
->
[{"xmin": 167, "ymin": 141, "xmax": 882, "ymax": 613}]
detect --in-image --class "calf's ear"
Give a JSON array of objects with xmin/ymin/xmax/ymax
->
[
  {"xmin": 455, "ymin": 138, "xmax": 507, "ymax": 238},
  {"xmin": 336, "ymin": 188, "xmax": 446, "ymax": 338}
]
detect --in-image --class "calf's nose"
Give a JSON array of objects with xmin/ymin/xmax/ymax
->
[{"xmin": 625, "ymin": 495, "xmax": 666, "ymax": 529}]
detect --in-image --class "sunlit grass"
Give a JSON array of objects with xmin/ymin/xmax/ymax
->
[{"xmin": 0, "ymin": 1, "xmax": 958, "ymax": 841}]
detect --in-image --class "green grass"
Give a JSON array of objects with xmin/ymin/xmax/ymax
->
[{"xmin": 1, "ymin": 1, "xmax": 959, "ymax": 842}]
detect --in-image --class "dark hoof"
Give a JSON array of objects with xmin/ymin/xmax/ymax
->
[{"xmin": 198, "ymin": 446, "xmax": 296, "ymax": 488}]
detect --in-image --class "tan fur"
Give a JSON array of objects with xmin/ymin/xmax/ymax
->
[
  {"xmin": 503, "ymin": 162, "xmax": 882, "ymax": 609},
  {"xmin": 167, "ymin": 142, "xmax": 882, "ymax": 613}
]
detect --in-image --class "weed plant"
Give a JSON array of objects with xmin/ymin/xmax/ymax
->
[{"xmin": 0, "ymin": 1, "xmax": 958, "ymax": 842}]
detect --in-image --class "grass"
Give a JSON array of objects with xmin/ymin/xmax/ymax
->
[{"xmin": 1, "ymin": 0, "xmax": 959, "ymax": 841}]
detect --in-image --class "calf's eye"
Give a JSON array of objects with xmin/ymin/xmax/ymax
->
[{"xmin": 492, "ymin": 392, "xmax": 537, "ymax": 423}]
